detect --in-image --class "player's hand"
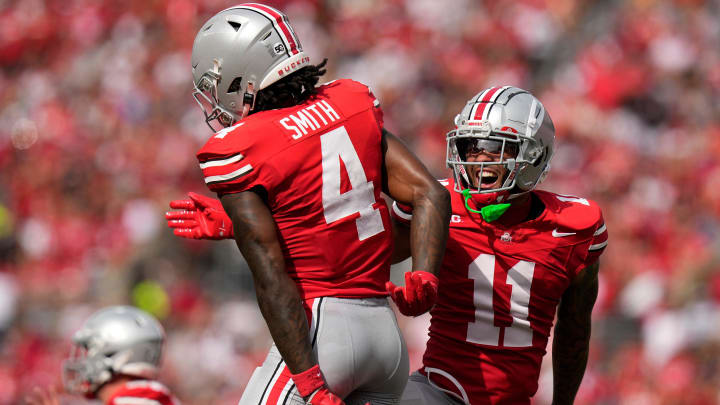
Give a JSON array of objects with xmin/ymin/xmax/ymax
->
[
  {"xmin": 25, "ymin": 386, "xmax": 61, "ymax": 405},
  {"xmin": 386, "ymin": 271, "xmax": 439, "ymax": 316},
  {"xmin": 165, "ymin": 192, "xmax": 233, "ymax": 240}
]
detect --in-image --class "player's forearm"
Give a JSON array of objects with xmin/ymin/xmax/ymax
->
[
  {"xmin": 253, "ymin": 270, "xmax": 316, "ymax": 373},
  {"xmin": 390, "ymin": 218, "xmax": 411, "ymax": 264},
  {"xmin": 236, "ymin": 235, "xmax": 315, "ymax": 373},
  {"xmin": 551, "ymin": 313, "xmax": 591, "ymax": 405},
  {"xmin": 221, "ymin": 192, "xmax": 316, "ymax": 373},
  {"xmin": 239, "ymin": 235, "xmax": 315, "ymax": 373},
  {"xmin": 409, "ymin": 184, "xmax": 450, "ymax": 274}
]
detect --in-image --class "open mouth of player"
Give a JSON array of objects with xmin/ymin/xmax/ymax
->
[{"xmin": 476, "ymin": 169, "xmax": 501, "ymax": 189}]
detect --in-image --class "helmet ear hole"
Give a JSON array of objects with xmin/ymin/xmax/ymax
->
[
  {"xmin": 227, "ymin": 77, "xmax": 243, "ymax": 93},
  {"xmin": 533, "ymin": 147, "xmax": 548, "ymax": 167}
]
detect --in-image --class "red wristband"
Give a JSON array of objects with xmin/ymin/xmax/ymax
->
[{"xmin": 291, "ymin": 364, "xmax": 326, "ymax": 398}]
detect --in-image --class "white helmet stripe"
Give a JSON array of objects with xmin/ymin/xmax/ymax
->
[
  {"xmin": 246, "ymin": 3, "xmax": 301, "ymax": 53},
  {"xmin": 471, "ymin": 87, "xmax": 498, "ymax": 120},
  {"xmin": 236, "ymin": 3, "xmax": 301, "ymax": 56},
  {"xmin": 467, "ymin": 87, "xmax": 493, "ymax": 120},
  {"xmin": 479, "ymin": 85, "xmax": 513, "ymax": 120},
  {"xmin": 469, "ymin": 86, "xmax": 513, "ymax": 121},
  {"xmin": 468, "ymin": 102, "xmax": 481, "ymax": 121}
]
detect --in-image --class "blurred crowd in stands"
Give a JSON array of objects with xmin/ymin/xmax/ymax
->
[{"xmin": 1, "ymin": 0, "xmax": 719, "ymax": 403}]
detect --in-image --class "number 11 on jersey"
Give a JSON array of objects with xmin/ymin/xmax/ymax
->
[
  {"xmin": 320, "ymin": 126, "xmax": 384, "ymax": 241},
  {"xmin": 467, "ymin": 254, "xmax": 536, "ymax": 347}
]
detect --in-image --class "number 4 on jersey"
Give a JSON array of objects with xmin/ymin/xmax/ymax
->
[{"xmin": 320, "ymin": 126, "xmax": 384, "ymax": 240}]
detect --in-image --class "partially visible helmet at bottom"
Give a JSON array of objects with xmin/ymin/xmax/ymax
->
[
  {"xmin": 62, "ymin": 306, "xmax": 165, "ymax": 397},
  {"xmin": 446, "ymin": 86, "xmax": 555, "ymax": 205}
]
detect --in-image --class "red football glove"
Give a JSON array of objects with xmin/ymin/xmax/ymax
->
[
  {"xmin": 165, "ymin": 192, "xmax": 233, "ymax": 240},
  {"xmin": 386, "ymin": 271, "xmax": 439, "ymax": 316}
]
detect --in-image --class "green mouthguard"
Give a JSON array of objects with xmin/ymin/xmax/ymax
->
[{"xmin": 461, "ymin": 189, "xmax": 511, "ymax": 222}]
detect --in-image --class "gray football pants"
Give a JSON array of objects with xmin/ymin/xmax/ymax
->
[
  {"xmin": 238, "ymin": 297, "xmax": 409, "ymax": 405},
  {"xmin": 400, "ymin": 371, "xmax": 467, "ymax": 405}
]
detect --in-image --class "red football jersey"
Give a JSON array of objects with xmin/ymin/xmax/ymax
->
[
  {"xmin": 197, "ymin": 79, "xmax": 393, "ymax": 299},
  {"xmin": 392, "ymin": 178, "xmax": 608, "ymax": 405},
  {"xmin": 106, "ymin": 380, "xmax": 179, "ymax": 405}
]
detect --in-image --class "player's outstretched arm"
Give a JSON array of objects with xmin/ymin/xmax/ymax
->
[
  {"xmin": 220, "ymin": 191, "xmax": 317, "ymax": 373},
  {"xmin": 382, "ymin": 129, "xmax": 450, "ymax": 316},
  {"xmin": 552, "ymin": 261, "xmax": 600, "ymax": 405},
  {"xmin": 166, "ymin": 192, "xmax": 233, "ymax": 240}
]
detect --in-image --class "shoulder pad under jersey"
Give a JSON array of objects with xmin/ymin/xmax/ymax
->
[
  {"xmin": 196, "ymin": 118, "xmax": 278, "ymax": 195},
  {"xmin": 536, "ymin": 190, "xmax": 604, "ymax": 233},
  {"xmin": 318, "ymin": 79, "xmax": 382, "ymax": 112},
  {"xmin": 536, "ymin": 190, "xmax": 608, "ymax": 262}
]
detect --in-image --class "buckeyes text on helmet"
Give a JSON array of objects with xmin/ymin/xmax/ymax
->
[
  {"xmin": 191, "ymin": 3, "xmax": 310, "ymax": 130},
  {"xmin": 446, "ymin": 85, "xmax": 555, "ymax": 204},
  {"xmin": 62, "ymin": 306, "xmax": 165, "ymax": 397}
]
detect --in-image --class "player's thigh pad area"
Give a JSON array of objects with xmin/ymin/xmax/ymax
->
[{"xmin": 239, "ymin": 297, "xmax": 408, "ymax": 405}]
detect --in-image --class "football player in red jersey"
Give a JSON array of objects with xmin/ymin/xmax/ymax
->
[
  {"xmin": 391, "ymin": 86, "xmax": 608, "ymax": 405},
  {"xmin": 26, "ymin": 306, "xmax": 179, "ymax": 405},
  {"xmin": 169, "ymin": 4, "xmax": 450, "ymax": 405},
  {"xmin": 168, "ymin": 85, "xmax": 608, "ymax": 405}
]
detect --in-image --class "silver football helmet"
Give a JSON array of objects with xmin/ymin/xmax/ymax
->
[
  {"xmin": 62, "ymin": 306, "xmax": 165, "ymax": 396},
  {"xmin": 192, "ymin": 3, "xmax": 310, "ymax": 130},
  {"xmin": 446, "ymin": 86, "xmax": 555, "ymax": 203}
]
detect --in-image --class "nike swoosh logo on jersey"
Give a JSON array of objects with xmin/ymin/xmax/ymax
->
[{"xmin": 552, "ymin": 229, "xmax": 576, "ymax": 237}]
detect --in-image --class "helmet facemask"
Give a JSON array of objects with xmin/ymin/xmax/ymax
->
[
  {"xmin": 192, "ymin": 60, "xmax": 253, "ymax": 132},
  {"xmin": 62, "ymin": 336, "xmax": 118, "ymax": 397},
  {"xmin": 62, "ymin": 344, "xmax": 98, "ymax": 397},
  {"xmin": 447, "ymin": 121, "xmax": 536, "ymax": 204}
]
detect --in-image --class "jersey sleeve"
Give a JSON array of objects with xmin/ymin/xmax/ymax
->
[
  {"xmin": 583, "ymin": 212, "xmax": 608, "ymax": 265},
  {"xmin": 541, "ymin": 191, "xmax": 608, "ymax": 276},
  {"xmin": 568, "ymin": 202, "xmax": 608, "ymax": 276},
  {"xmin": 196, "ymin": 127, "xmax": 278, "ymax": 197}
]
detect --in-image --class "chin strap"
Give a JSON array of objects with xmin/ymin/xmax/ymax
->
[
  {"xmin": 240, "ymin": 82, "xmax": 255, "ymax": 119},
  {"xmin": 461, "ymin": 189, "xmax": 511, "ymax": 222}
]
